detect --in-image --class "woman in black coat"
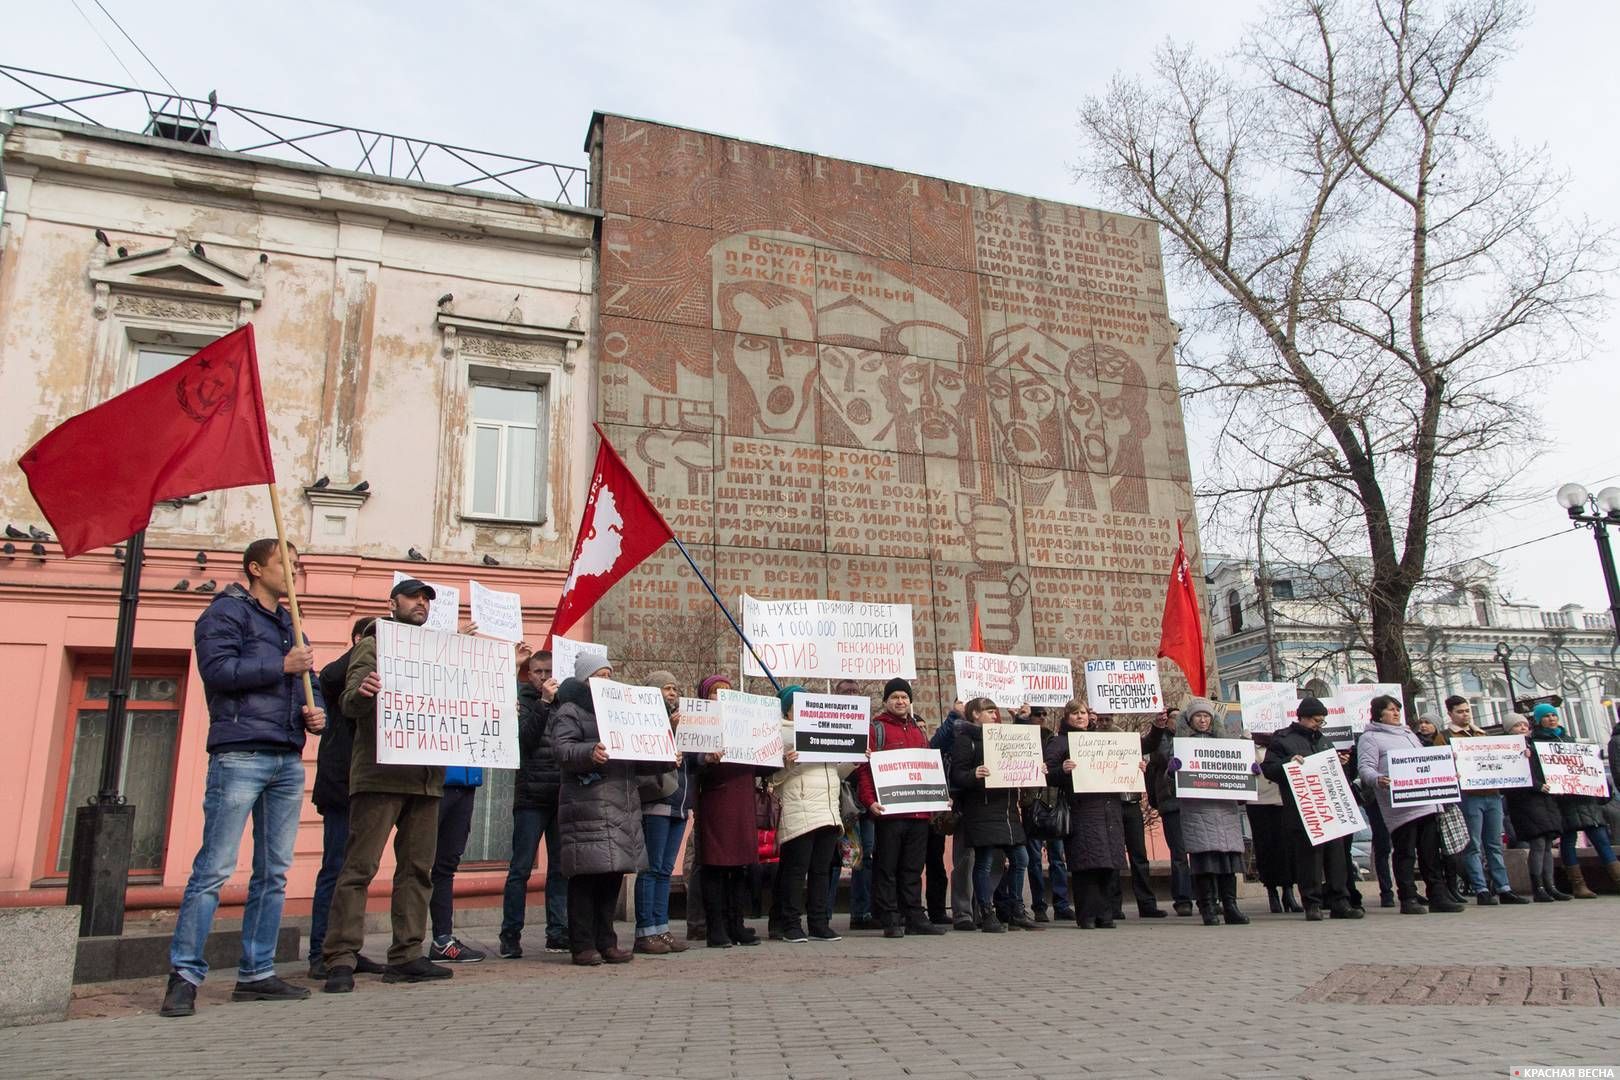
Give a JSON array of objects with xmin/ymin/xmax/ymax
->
[
  {"xmin": 1044, "ymin": 700, "xmax": 1139, "ymax": 929},
  {"xmin": 950, "ymin": 698, "xmax": 1037, "ymax": 933},
  {"xmin": 1502, "ymin": 715, "xmax": 1568, "ymax": 901}
]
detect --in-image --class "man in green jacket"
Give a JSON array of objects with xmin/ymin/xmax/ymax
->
[{"xmin": 322, "ymin": 579, "xmax": 449, "ymax": 993}]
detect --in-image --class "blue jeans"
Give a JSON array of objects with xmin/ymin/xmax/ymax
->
[
  {"xmin": 1026, "ymin": 838, "xmax": 1071, "ymax": 912},
  {"xmin": 169, "ymin": 750, "xmax": 305, "ymax": 985},
  {"xmin": 501, "ymin": 804, "xmax": 567, "ymax": 945},
  {"xmin": 1561, "ymin": 824, "xmax": 1617, "ymax": 865},
  {"xmin": 849, "ymin": 815, "xmax": 877, "ymax": 918},
  {"xmin": 974, "ymin": 844, "xmax": 1028, "ymax": 907},
  {"xmin": 635, "ymin": 814, "xmax": 688, "ymax": 936},
  {"xmin": 308, "ymin": 804, "xmax": 349, "ymax": 958},
  {"xmin": 1460, "ymin": 793, "xmax": 1509, "ymax": 894}
]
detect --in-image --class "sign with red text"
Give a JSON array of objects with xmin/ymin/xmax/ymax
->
[
  {"xmin": 1283, "ymin": 749, "xmax": 1366, "ymax": 846},
  {"xmin": 1083, "ymin": 659, "xmax": 1163, "ymax": 714},
  {"xmin": 869, "ymin": 748, "xmax": 951, "ymax": 812},
  {"xmin": 1173, "ymin": 737, "xmax": 1259, "ymax": 801},
  {"xmin": 741, "ymin": 594, "xmax": 915, "ymax": 680},
  {"xmin": 983, "ymin": 723, "xmax": 1045, "ymax": 788},
  {"xmin": 1534, "ymin": 741, "xmax": 1611, "ymax": 799},
  {"xmin": 790, "ymin": 692, "xmax": 869, "ymax": 763},
  {"xmin": 1331, "ymin": 683, "xmax": 1405, "ymax": 737},
  {"xmin": 1452, "ymin": 735, "xmax": 1533, "ymax": 791},
  {"xmin": 1387, "ymin": 747, "xmax": 1462, "ymax": 807},
  {"xmin": 551, "ymin": 632, "xmax": 606, "ymax": 687},
  {"xmin": 375, "ymin": 620, "xmax": 517, "ymax": 768},
  {"xmin": 590, "ymin": 677, "xmax": 676, "ymax": 763},
  {"xmin": 717, "ymin": 688, "xmax": 785, "ymax": 767},
  {"xmin": 1237, "ymin": 682, "xmax": 1297, "ymax": 735},
  {"xmin": 1067, "ymin": 731, "xmax": 1145, "ymax": 793},
  {"xmin": 954, "ymin": 652, "xmax": 1074, "ymax": 709},
  {"xmin": 673, "ymin": 697, "xmax": 723, "ymax": 755}
]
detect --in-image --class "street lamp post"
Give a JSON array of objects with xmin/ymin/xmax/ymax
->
[
  {"xmin": 1555, "ymin": 482, "xmax": 1620, "ymax": 638},
  {"xmin": 1493, "ymin": 640, "xmax": 1519, "ymax": 718}
]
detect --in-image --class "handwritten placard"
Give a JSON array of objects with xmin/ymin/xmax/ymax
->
[
  {"xmin": 1083, "ymin": 660, "xmax": 1163, "ymax": 714},
  {"xmin": 1535, "ymin": 741, "xmax": 1611, "ymax": 799},
  {"xmin": 392, "ymin": 571, "xmax": 459, "ymax": 634},
  {"xmin": 375, "ymin": 619, "xmax": 517, "ymax": 767},
  {"xmin": 983, "ymin": 723, "xmax": 1045, "ymax": 788},
  {"xmin": 590, "ymin": 677, "xmax": 676, "ymax": 763},
  {"xmin": 673, "ymin": 696, "xmax": 723, "ymax": 755},
  {"xmin": 1067, "ymin": 731, "xmax": 1145, "ymax": 793},
  {"xmin": 790, "ymin": 692, "xmax": 870, "ymax": 763},
  {"xmin": 469, "ymin": 579, "xmax": 525, "ymax": 643},
  {"xmin": 551, "ymin": 632, "xmax": 607, "ymax": 685},
  {"xmin": 741, "ymin": 594, "xmax": 916, "ymax": 680},
  {"xmin": 1172, "ymin": 737, "xmax": 1259, "ymax": 801},
  {"xmin": 1283, "ymin": 749, "xmax": 1366, "ymax": 846},
  {"xmin": 1387, "ymin": 746, "xmax": 1462, "ymax": 807},
  {"xmin": 869, "ymin": 748, "xmax": 951, "ymax": 812},
  {"xmin": 1237, "ymin": 682, "xmax": 1298, "ymax": 735},
  {"xmin": 1452, "ymin": 735, "xmax": 1532, "ymax": 791},
  {"xmin": 1332, "ymin": 683, "xmax": 1404, "ymax": 735},
  {"xmin": 717, "ymin": 688, "xmax": 785, "ymax": 767},
  {"xmin": 953, "ymin": 651, "xmax": 1022, "ymax": 706}
]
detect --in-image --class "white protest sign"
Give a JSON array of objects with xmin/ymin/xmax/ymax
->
[
  {"xmin": 983, "ymin": 723, "xmax": 1045, "ymax": 788},
  {"xmin": 741, "ymin": 594, "xmax": 916, "ymax": 680},
  {"xmin": 1452, "ymin": 735, "xmax": 1533, "ymax": 792},
  {"xmin": 551, "ymin": 632, "xmax": 607, "ymax": 685},
  {"xmin": 790, "ymin": 692, "xmax": 870, "ymax": 763},
  {"xmin": 1067, "ymin": 731, "xmax": 1145, "ymax": 793},
  {"xmin": 1283, "ymin": 749, "xmax": 1366, "ymax": 846},
  {"xmin": 1535, "ymin": 741, "xmax": 1611, "ymax": 799},
  {"xmin": 869, "ymin": 748, "xmax": 951, "ymax": 812},
  {"xmin": 954, "ymin": 651, "xmax": 1022, "ymax": 707},
  {"xmin": 1387, "ymin": 746, "xmax": 1462, "ymax": 807},
  {"xmin": 392, "ymin": 571, "xmax": 459, "ymax": 634},
  {"xmin": 1172, "ymin": 737, "xmax": 1259, "ymax": 801},
  {"xmin": 1083, "ymin": 660, "xmax": 1163, "ymax": 714},
  {"xmin": 1238, "ymin": 682, "xmax": 1298, "ymax": 734},
  {"xmin": 590, "ymin": 677, "xmax": 675, "ymax": 763},
  {"xmin": 1315, "ymin": 697, "xmax": 1356, "ymax": 749},
  {"xmin": 374, "ymin": 620, "xmax": 517, "ymax": 768},
  {"xmin": 673, "ymin": 697, "xmax": 723, "ymax": 755},
  {"xmin": 1018, "ymin": 657, "xmax": 1074, "ymax": 707},
  {"xmin": 717, "ymin": 688, "xmax": 785, "ymax": 767},
  {"xmin": 468, "ymin": 579, "xmax": 525, "ymax": 643},
  {"xmin": 1332, "ymin": 683, "xmax": 1405, "ymax": 736}
]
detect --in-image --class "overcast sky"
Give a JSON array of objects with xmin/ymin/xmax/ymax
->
[{"xmin": 7, "ymin": 0, "xmax": 1617, "ymax": 612}]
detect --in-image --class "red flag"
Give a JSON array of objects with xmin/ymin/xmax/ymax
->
[
  {"xmin": 19, "ymin": 325, "xmax": 275, "ymax": 557},
  {"xmin": 970, "ymin": 603, "xmax": 983, "ymax": 652},
  {"xmin": 1157, "ymin": 521, "xmax": 1207, "ymax": 697},
  {"xmin": 548, "ymin": 424, "xmax": 675, "ymax": 640}
]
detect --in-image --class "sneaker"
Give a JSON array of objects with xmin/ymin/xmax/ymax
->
[
  {"xmin": 159, "ymin": 974, "xmax": 196, "ymax": 1018},
  {"xmin": 384, "ymin": 957, "xmax": 454, "ymax": 983},
  {"xmin": 498, "ymin": 938, "xmax": 523, "ymax": 960},
  {"xmin": 808, "ymin": 926, "xmax": 843, "ymax": 941},
  {"xmin": 657, "ymin": 932, "xmax": 689, "ymax": 953},
  {"xmin": 633, "ymin": 935, "xmax": 671, "ymax": 955},
  {"xmin": 781, "ymin": 925, "xmax": 809, "ymax": 943},
  {"xmin": 1498, "ymin": 891, "xmax": 1531, "ymax": 905},
  {"xmin": 849, "ymin": 915, "xmax": 881, "ymax": 931},
  {"xmin": 231, "ymin": 975, "xmax": 311, "ymax": 1003},
  {"xmin": 544, "ymin": 938, "xmax": 569, "ymax": 954},
  {"xmin": 355, "ymin": 954, "xmax": 386, "ymax": 975},
  {"xmin": 1475, "ymin": 891, "xmax": 1499, "ymax": 906},
  {"xmin": 428, "ymin": 935, "xmax": 486, "ymax": 964},
  {"xmin": 323, "ymin": 965, "xmax": 354, "ymax": 994}
]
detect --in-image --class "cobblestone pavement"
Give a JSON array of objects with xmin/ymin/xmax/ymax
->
[{"xmin": 4, "ymin": 901, "xmax": 1619, "ymax": 1080}]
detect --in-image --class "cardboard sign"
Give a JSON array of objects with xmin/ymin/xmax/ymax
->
[
  {"xmin": 1237, "ymin": 682, "xmax": 1297, "ymax": 734},
  {"xmin": 953, "ymin": 652, "xmax": 1074, "ymax": 708},
  {"xmin": 1083, "ymin": 660, "xmax": 1163, "ymax": 714},
  {"xmin": 590, "ymin": 677, "xmax": 676, "ymax": 763},
  {"xmin": 468, "ymin": 579, "xmax": 525, "ymax": 643},
  {"xmin": 869, "ymin": 748, "xmax": 951, "ymax": 812},
  {"xmin": 1172, "ymin": 737, "xmax": 1259, "ymax": 801},
  {"xmin": 673, "ymin": 696, "xmax": 723, "ymax": 755},
  {"xmin": 1332, "ymin": 683, "xmax": 1405, "ymax": 735},
  {"xmin": 790, "ymin": 692, "xmax": 870, "ymax": 763},
  {"xmin": 374, "ymin": 620, "xmax": 517, "ymax": 767},
  {"xmin": 1283, "ymin": 749, "xmax": 1366, "ymax": 846},
  {"xmin": 1452, "ymin": 735, "xmax": 1533, "ymax": 792},
  {"xmin": 1387, "ymin": 746, "xmax": 1462, "ymax": 807},
  {"xmin": 1067, "ymin": 731, "xmax": 1145, "ymax": 793},
  {"xmin": 982, "ymin": 723, "xmax": 1045, "ymax": 788},
  {"xmin": 717, "ymin": 688, "xmax": 785, "ymax": 767},
  {"xmin": 741, "ymin": 594, "xmax": 916, "ymax": 680},
  {"xmin": 551, "ymin": 632, "xmax": 607, "ymax": 685},
  {"xmin": 1535, "ymin": 741, "xmax": 1611, "ymax": 799},
  {"xmin": 391, "ymin": 571, "xmax": 459, "ymax": 634}
]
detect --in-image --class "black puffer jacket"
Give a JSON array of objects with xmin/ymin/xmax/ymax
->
[
  {"xmin": 1530, "ymin": 727, "xmax": 1607, "ymax": 832},
  {"xmin": 515, "ymin": 681, "xmax": 561, "ymax": 809},
  {"xmin": 1505, "ymin": 737, "xmax": 1563, "ymax": 840},
  {"xmin": 1260, "ymin": 722, "xmax": 1333, "ymax": 836},
  {"xmin": 312, "ymin": 648, "xmax": 355, "ymax": 814},
  {"xmin": 1045, "ymin": 730, "xmax": 1126, "ymax": 871},
  {"xmin": 949, "ymin": 725, "xmax": 1026, "ymax": 848},
  {"xmin": 1142, "ymin": 723, "xmax": 1177, "ymax": 811}
]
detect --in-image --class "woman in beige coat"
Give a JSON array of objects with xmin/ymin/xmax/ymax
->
[{"xmin": 769, "ymin": 685, "xmax": 855, "ymax": 942}]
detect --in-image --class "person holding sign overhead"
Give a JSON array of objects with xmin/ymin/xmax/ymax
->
[
  {"xmin": 1261, "ymin": 697, "xmax": 1358, "ymax": 922},
  {"xmin": 1162, "ymin": 700, "xmax": 1251, "ymax": 926},
  {"xmin": 1045, "ymin": 701, "xmax": 1133, "ymax": 929},
  {"xmin": 950, "ymin": 698, "xmax": 1039, "ymax": 932},
  {"xmin": 1355, "ymin": 696, "xmax": 1463, "ymax": 915}
]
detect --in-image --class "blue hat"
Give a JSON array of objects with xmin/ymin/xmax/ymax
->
[
  {"xmin": 777, "ymin": 684, "xmax": 807, "ymax": 716},
  {"xmin": 1531, "ymin": 703, "xmax": 1560, "ymax": 724}
]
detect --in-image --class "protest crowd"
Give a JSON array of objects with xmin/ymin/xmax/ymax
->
[{"xmin": 154, "ymin": 539, "xmax": 1620, "ymax": 1018}]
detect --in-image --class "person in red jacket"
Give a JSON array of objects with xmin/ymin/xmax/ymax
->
[{"xmin": 851, "ymin": 678, "xmax": 947, "ymax": 939}]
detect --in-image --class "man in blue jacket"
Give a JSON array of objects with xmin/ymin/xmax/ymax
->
[{"xmin": 161, "ymin": 539, "xmax": 326, "ymax": 1018}]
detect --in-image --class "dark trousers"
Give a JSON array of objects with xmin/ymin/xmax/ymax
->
[
  {"xmin": 567, "ymin": 872, "xmax": 623, "ymax": 954},
  {"xmin": 1072, "ymin": 868, "xmax": 1118, "ymax": 923},
  {"xmin": 501, "ymin": 803, "xmax": 567, "ymax": 946},
  {"xmin": 324, "ymin": 791, "xmax": 439, "ymax": 968},
  {"xmin": 873, "ymin": 817, "xmax": 929, "ymax": 928},
  {"xmin": 1288, "ymin": 829, "xmax": 1348, "ymax": 910},
  {"xmin": 1391, "ymin": 815, "xmax": 1441, "ymax": 902},
  {"xmin": 849, "ymin": 815, "xmax": 877, "ymax": 918},
  {"xmin": 1026, "ymin": 838, "xmax": 1071, "ymax": 913},
  {"xmin": 430, "ymin": 785, "xmax": 477, "ymax": 941},
  {"xmin": 925, "ymin": 830, "xmax": 949, "ymax": 920},
  {"xmin": 309, "ymin": 804, "xmax": 349, "ymax": 958},
  {"xmin": 776, "ymin": 826, "xmax": 839, "ymax": 932},
  {"xmin": 1366, "ymin": 797, "xmax": 1394, "ymax": 898},
  {"xmin": 1159, "ymin": 808, "xmax": 1194, "ymax": 904},
  {"xmin": 1113, "ymin": 798, "xmax": 1160, "ymax": 913}
]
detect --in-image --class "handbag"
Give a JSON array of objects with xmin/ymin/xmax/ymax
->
[
  {"xmin": 838, "ymin": 778, "xmax": 861, "ymax": 828},
  {"xmin": 1437, "ymin": 803, "xmax": 1471, "ymax": 856},
  {"xmin": 930, "ymin": 809, "xmax": 960, "ymax": 836},
  {"xmin": 638, "ymin": 770, "xmax": 678, "ymax": 803},
  {"xmin": 754, "ymin": 779, "xmax": 782, "ymax": 832},
  {"xmin": 1027, "ymin": 785, "xmax": 1071, "ymax": 840}
]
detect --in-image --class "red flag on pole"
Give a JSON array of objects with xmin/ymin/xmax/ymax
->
[
  {"xmin": 547, "ymin": 424, "xmax": 675, "ymax": 641},
  {"xmin": 19, "ymin": 324, "xmax": 275, "ymax": 558},
  {"xmin": 1157, "ymin": 521, "xmax": 1207, "ymax": 697},
  {"xmin": 969, "ymin": 603, "xmax": 983, "ymax": 652}
]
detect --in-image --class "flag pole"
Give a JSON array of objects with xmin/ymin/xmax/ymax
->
[
  {"xmin": 669, "ymin": 535, "xmax": 782, "ymax": 695},
  {"xmin": 267, "ymin": 483, "xmax": 316, "ymax": 708}
]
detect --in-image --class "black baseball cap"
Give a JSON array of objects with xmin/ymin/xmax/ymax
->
[{"xmin": 390, "ymin": 578, "xmax": 437, "ymax": 600}]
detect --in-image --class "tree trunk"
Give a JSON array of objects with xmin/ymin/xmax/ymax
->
[{"xmin": 1367, "ymin": 570, "xmax": 1421, "ymax": 715}]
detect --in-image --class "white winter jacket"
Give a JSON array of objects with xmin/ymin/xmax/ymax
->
[{"xmin": 769, "ymin": 720, "xmax": 855, "ymax": 845}]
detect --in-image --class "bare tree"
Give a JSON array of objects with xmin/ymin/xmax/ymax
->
[{"xmin": 1079, "ymin": 0, "xmax": 1609, "ymax": 706}]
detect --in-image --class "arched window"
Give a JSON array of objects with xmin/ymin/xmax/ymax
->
[
  {"xmin": 1304, "ymin": 678, "xmax": 1331, "ymax": 699},
  {"xmin": 1227, "ymin": 590, "xmax": 1244, "ymax": 633}
]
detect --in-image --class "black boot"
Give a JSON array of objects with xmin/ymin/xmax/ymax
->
[
  {"xmin": 1219, "ymin": 874, "xmax": 1249, "ymax": 925},
  {"xmin": 1267, "ymin": 886, "xmax": 1283, "ymax": 914},
  {"xmin": 704, "ymin": 876, "xmax": 732, "ymax": 948},
  {"xmin": 1196, "ymin": 875, "xmax": 1220, "ymax": 925},
  {"xmin": 728, "ymin": 873, "xmax": 760, "ymax": 945},
  {"xmin": 976, "ymin": 902, "xmax": 1006, "ymax": 933},
  {"xmin": 1281, "ymin": 885, "xmax": 1303, "ymax": 913},
  {"xmin": 1425, "ymin": 879, "xmax": 1466, "ymax": 913}
]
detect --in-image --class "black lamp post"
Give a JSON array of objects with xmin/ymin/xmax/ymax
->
[
  {"xmin": 1492, "ymin": 640, "xmax": 1519, "ymax": 717},
  {"xmin": 1555, "ymin": 482, "xmax": 1620, "ymax": 638}
]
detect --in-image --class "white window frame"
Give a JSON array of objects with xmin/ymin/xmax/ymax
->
[{"xmin": 462, "ymin": 366, "xmax": 549, "ymax": 526}]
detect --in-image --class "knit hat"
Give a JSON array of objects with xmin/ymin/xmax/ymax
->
[
  {"xmin": 646, "ymin": 670, "xmax": 678, "ymax": 691},
  {"xmin": 698, "ymin": 674, "xmax": 732, "ymax": 700},
  {"xmin": 1296, "ymin": 696, "xmax": 1329, "ymax": 720},
  {"xmin": 777, "ymin": 684, "xmax": 807, "ymax": 716},
  {"xmin": 882, "ymin": 677, "xmax": 913, "ymax": 701},
  {"xmin": 1184, "ymin": 697, "xmax": 1217, "ymax": 722},
  {"xmin": 1531, "ymin": 703, "xmax": 1561, "ymax": 725},
  {"xmin": 574, "ymin": 648, "xmax": 611, "ymax": 682}
]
